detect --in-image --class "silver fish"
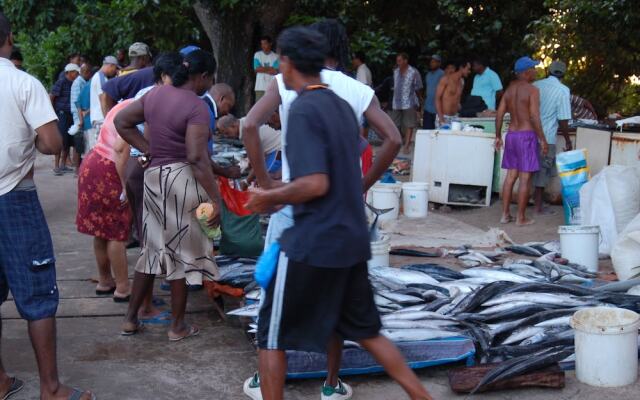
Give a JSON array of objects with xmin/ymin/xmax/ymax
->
[
  {"xmin": 369, "ymin": 266, "xmax": 440, "ymax": 286},
  {"xmin": 227, "ymin": 303, "xmax": 260, "ymax": 317},
  {"xmin": 381, "ymin": 328, "xmax": 460, "ymax": 342},
  {"xmin": 502, "ymin": 326, "xmax": 545, "ymax": 345},
  {"xmin": 461, "ymin": 268, "xmax": 534, "ymax": 283},
  {"xmin": 377, "ymin": 291, "xmax": 424, "ymax": 305},
  {"xmin": 482, "ymin": 292, "xmax": 589, "ymax": 307}
]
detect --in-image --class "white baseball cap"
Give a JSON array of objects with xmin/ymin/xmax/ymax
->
[{"xmin": 64, "ymin": 63, "xmax": 81, "ymax": 73}]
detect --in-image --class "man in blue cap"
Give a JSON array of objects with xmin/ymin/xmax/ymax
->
[{"xmin": 495, "ymin": 56, "xmax": 548, "ymax": 227}]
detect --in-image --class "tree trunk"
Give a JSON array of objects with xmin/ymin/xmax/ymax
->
[
  {"xmin": 193, "ymin": 1, "xmax": 255, "ymax": 114},
  {"xmin": 193, "ymin": 0, "xmax": 295, "ymax": 115}
]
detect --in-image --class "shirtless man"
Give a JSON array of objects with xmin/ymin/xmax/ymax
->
[
  {"xmin": 496, "ymin": 56, "xmax": 548, "ymax": 226},
  {"xmin": 435, "ymin": 59, "xmax": 471, "ymax": 127}
]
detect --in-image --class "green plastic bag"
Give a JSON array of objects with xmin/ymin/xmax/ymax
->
[{"xmin": 219, "ymin": 203, "xmax": 264, "ymax": 257}]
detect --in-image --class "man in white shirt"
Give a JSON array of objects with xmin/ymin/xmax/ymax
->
[
  {"xmin": 253, "ymin": 36, "xmax": 279, "ymax": 102},
  {"xmin": 89, "ymin": 55, "xmax": 118, "ymax": 129},
  {"xmin": 0, "ymin": 12, "xmax": 95, "ymax": 400},
  {"xmin": 352, "ymin": 52, "xmax": 372, "ymax": 86}
]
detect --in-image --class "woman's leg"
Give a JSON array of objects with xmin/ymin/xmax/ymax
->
[
  {"xmin": 168, "ymin": 278, "xmax": 190, "ymax": 337},
  {"xmin": 107, "ymin": 240, "xmax": 130, "ymax": 296},
  {"xmin": 93, "ymin": 237, "xmax": 114, "ymax": 289}
]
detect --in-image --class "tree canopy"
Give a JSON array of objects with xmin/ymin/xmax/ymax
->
[{"xmin": 1, "ymin": 0, "xmax": 638, "ymax": 115}]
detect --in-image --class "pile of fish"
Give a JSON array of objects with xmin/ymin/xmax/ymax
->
[{"xmin": 223, "ymin": 243, "xmax": 640, "ymax": 391}]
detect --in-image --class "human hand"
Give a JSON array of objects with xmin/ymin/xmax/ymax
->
[
  {"xmin": 495, "ymin": 137, "xmax": 503, "ymax": 151},
  {"xmin": 137, "ymin": 154, "xmax": 151, "ymax": 169},
  {"xmin": 206, "ymin": 201, "xmax": 221, "ymax": 228},
  {"xmin": 119, "ymin": 191, "xmax": 128, "ymax": 208},
  {"xmin": 245, "ymin": 189, "xmax": 274, "ymax": 214},
  {"xmin": 541, "ymin": 141, "xmax": 549, "ymax": 156},
  {"xmin": 223, "ymin": 165, "xmax": 242, "ymax": 179},
  {"xmin": 564, "ymin": 138, "xmax": 573, "ymax": 152}
]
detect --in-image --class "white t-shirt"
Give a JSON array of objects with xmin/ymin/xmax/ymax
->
[
  {"xmin": 0, "ymin": 57, "xmax": 58, "ymax": 195},
  {"xmin": 90, "ymin": 71, "xmax": 108, "ymax": 124},
  {"xmin": 276, "ymin": 69, "xmax": 375, "ymax": 182},
  {"xmin": 253, "ymin": 50, "xmax": 279, "ymax": 92},
  {"xmin": 239, "ymin": 117, "xmax": 281, "ymax": 155},
  {"xmin": 356, "ymin": 63, "xmax": 373, "ymax": 87}
]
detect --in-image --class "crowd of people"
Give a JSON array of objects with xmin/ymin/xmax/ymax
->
[{"xmin": 0, "ymin": 3, "xmax": 593, "ymax": 397}]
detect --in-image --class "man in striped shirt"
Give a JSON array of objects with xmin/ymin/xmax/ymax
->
[{"xmin": 533, "ymin": 60, "xmax": 572, "ymax": 215}]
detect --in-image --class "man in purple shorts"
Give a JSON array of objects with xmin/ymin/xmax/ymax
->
[{"xmin": 495, "ymin": 56, "xmax": 548, "ymax": 226}]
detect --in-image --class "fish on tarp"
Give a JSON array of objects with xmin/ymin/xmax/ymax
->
[
  {"xmin": 381, "ymin": 310, "xmax": 457, "ymax": 322},
  {"xmin": 377, "ymin": 290, "xmax": 424, "ymax": 305},
  {"xmin": 390, "ymin": 248, "xmax": 443, "ymax": 258},
  {"xmin": 461, "ymin": 268, "xmax": 534, "ymax": 283},
  {"xmin": 482, "ymin": 292, "xmax": 590, "ymax": 308},
  {"xmin": 504, "ymin": 245, "xmax": 543, "ymax": 257},
  {"xmin": 422, "ymin": 298, "xmax": 451, "ymax": 312},
  {"xmin": 502, "ymin": 281, "xmax": 596, "ymax": 297},
  {"xmin": 369, "ymin": 266, "xmax": 440, "ymax": 286},
  {"xmin": 381, "ymin": 328, "xmax": 460, "ymax": 342},
  {"xmin": 449, "ymin": 281, "xmax": 516, "ymax": 315},
  {"xmin": 227, "ymin": 303, "xmax": 260, "ymax": 317},
  {"xmin": 407, "ymin": 283, "xmax": 450, "ymax": 297},
  {"xmin": 521, "ymin": 327, "xmax": 572, "ymax": 346},
  {"xmin": 471, "ymin": 346, "xmax": 575, "ymax": 394},
  {"xmin": 501, "ymin": 326, "xmax": 545, "ymax": 345},
  {"xmin": 401, "ymin": 264, "xmax": 465, "ymax": 281},
  {"xmin": 382, "ymin": 319, "xmax": 460, "ymax": 330}
]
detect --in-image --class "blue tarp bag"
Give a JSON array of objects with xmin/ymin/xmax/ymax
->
[{"xmin": 255, "ymin": 242, "xmax": 280, "ymax": 289}]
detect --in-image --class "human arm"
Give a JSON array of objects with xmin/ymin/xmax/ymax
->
[
  {"xmin": 212, "ymin": 162, "xmax": 242, "ymax": 179},
  {"xmin": 186, "ymin": 124, "xmax": 222, "ymax": 226},
  {"xmin": 559, "ymin": 120, "xmax": 572, "ymax": 151},
  {"xmin": 113, "ymin": 136, "xmax": 131, "ymax": 205},
  {"xmin": 242, "ymin": 78, "xmax": 281, "ymax": 189},
  {"xmin": 529, "ymin": 88, "xmax": 548, "ymax": 155},
  {"xmin": 114, "ymin": 100, "xmax": 149, "ymax": 155},
  {"xmin": 494, "ymin": 94, "xmax": 508, "ymax": 150},
  {"xmin": 363, "ymin": 96, "xmax": 402, "ymax": 191},
  {"xmin": 495, "ymin": 90, "xmax": 504, "ymax": 108},
  {"xmin": 435, "ymin": 79, "xmax": 446, "ymax": 122},
  {"xmin": 35, "ymin": 121, "xmax": 63, "ymax": 155},
  {"xmin": 101, "ymin": 92, "xmax": 116, "ymax": 117},
  {"xmin": 558, "ymin": 90, "xmax": 572, "ymax": 151},
  {"xmin": 246, "ymin": 174, "xmax": 328, "ymax": 214}
]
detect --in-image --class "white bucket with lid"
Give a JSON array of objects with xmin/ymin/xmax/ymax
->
[
  {"xmin": 402, "ymin": 182, "xmax": 429, "ymax": 218},
  {"xmin": 571, "ymin": 307, "xmax": 640, "ymax": 387},
  {"xmin": 368, "ymin": 235, "xmax": 390, "ymax": 269},
  {"xmin": 558, "ymin": 225, "xmax": 600, "ymax": 272},
  {"xmin": 369, "ymin": 182, "xmax": 402, "ymax": 221}
]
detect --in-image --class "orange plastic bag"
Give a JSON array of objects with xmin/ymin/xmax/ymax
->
[{"xmin": 217, "ymin": 177, "xmax": 252, "ymax": 216}]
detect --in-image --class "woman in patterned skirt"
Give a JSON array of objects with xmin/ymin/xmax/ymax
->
[
  {"xmin": 116, "ymin": 50, "xmax": 221, "ymax": 341},
  {"xmin": 76, "ymin": 99, "xmax": 134, "ymax": 301}
]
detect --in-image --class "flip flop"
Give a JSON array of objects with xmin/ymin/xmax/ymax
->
[
  {"xmin": 516, "ymin": 219, "xmax": 536, "ymax": 227},
  {"xmin": 168, "ymin": 325, "xmax": 200, "ymax": 342},
  {"xmin": 500, "ymin": 215, "xmax": 514, "ymax": 224},
  {"xmin": 2, "ymin": 377, "xmax": 24, "ymax": 400},
  {"xmin": 68, "ymin": 388, "xmax": 96, "ymax": 400},
  {"xmin": 120, "ymin": 321, "xmax": 144, "ymax": 336},
  {"xmin": 113, "ymin": 294, "xmax": 131, "ymax": 303},
  {"xmin": 140, "ymin": 310, "xmax": 171, "ymax": 325},
  {"xmin": 95, "ymin": 287, "xmax": 116, "ymax": 295}
]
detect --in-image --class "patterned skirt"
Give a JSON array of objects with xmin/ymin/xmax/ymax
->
[
  {"xmin": 76, "ymin": 151, "xmax": 132, "ymax": 241},
  {"xmin": 135, "ymin": 162, "xmax": 219, "ymax": 285}
]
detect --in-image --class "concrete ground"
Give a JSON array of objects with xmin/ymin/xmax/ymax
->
[{"xmin": 2, "ymin": 155, "xmax": 637, "ymax": 399}]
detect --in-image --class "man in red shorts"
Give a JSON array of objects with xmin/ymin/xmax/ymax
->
[{"xmin": 495, "ymin": 56, "xmax": 548, "ymax": 226}]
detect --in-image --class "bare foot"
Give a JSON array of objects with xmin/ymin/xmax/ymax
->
[
  {"xmin": 43, "ymin": 384, "xmax": 94, "ymax": 400},
  {"xmin": 516, "ymin": 218, "xmax": 535, "ymax": 226},
  {"xmin": 500, "ymin": 215, "xmax": 514, "ymax": 224},
  {"xmin": 168, "ymin": 324, "xmax": 200, "ymax": 341}
]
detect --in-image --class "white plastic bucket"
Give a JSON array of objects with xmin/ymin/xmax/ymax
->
[
  {"xmin": 571, "ymin": 307, "xmax": 640, "ymax": 387},
  {"xmin": 368, "ymin": 235, "xmax": 390, "ymax": 269},
  {"xmin": 402, "ymin": 182, "xmax": 429, "ymax": 218},
  {"xmin": 558, "ymin": 225, "xmax": 600, "ymax": 272},
  {"xmin": 369, "ymin": 183, "xmax": 402, "ymax": 221}
]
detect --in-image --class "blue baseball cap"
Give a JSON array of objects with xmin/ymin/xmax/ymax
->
[
  {"xmin": 514, "ymin": 56, "xmax": 540, "ymax": 73},
  {"xmin": 179, "ymin": 45, "xmax": 201, "ymax": 56}
]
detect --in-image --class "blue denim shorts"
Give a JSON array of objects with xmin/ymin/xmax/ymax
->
[{"xmin": 0, "ymin": 189, "xmax": 59, "ymax": 321}]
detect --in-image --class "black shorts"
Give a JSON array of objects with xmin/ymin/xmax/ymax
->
[
  {"xmin": 257, "ymin": 254, "xmax": 381, "ymax": 353},
  {"xmin": 72, "ymin": 132, "xmax": 85, "ymax": 154},
  {"xmin": 56, "ymin": 111, "xmax": 73, "ymax": 150}
]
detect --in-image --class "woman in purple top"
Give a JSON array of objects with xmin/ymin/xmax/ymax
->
[{"xmin": 115, "ymin": 50, "xmax": 221, "ymax": 341}]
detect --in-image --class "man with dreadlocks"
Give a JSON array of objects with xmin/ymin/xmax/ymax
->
[{"xmin": 240, "ymin": 19, "xmax": 433, "ymax": 400}]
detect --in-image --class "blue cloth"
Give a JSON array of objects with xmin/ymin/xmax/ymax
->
[
  {"xmin": 265, "ymin": 150, "xmax": 282, "ymax": 173},
  {"xmin": 78, "ymin": 83, "xmax": 91, "ymax": 130},
  {"xmin": 70, "ymin": 76, "xmax": 88, "ymax": 126},
  {"xmin": 424, "ymin": 69, "xmax": 444, "ymax": 113},
  {"xmin": 0, "ymin": 189, "xmax": 59, "ymax": 321},
  {"xmin": 470, "ymin": 67, "xmax": 503, "ymax": 110},
  {"xmin": 102, "ymin": 67, "xmax": 155, "ymax": 101},
  {"xmin": 533, "ymin": 76, "xmax": 571, "ymax": 144}
]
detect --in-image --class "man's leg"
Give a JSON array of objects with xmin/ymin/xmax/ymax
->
[
  {"xmin": 325, "ymin": 334, "xmax": 343, "ymax": 387},
  {"xmin": 501, "ymin": 169, "xmax": 518, "ymax": 222},
  {"xmin": 534, "ymin": 186, "xmax": 544, "ymax": 213},
  {"xmin": 258, "ymin": 349, "xmax": 287, "ymax": 400},
  {"xmin": 0, "ymin": 318, "xmax": 16, "ymax": 397},
  {"xmin": 168, "ymin": 278, "xmax": 191, "ymax": 337},
  {"xmin": 358, "ymin": 335, "xmax": 432, "ymax": 400},
  {"xmin": 516, "ymin": 172, "xmax": 533, "ymax": 225}
]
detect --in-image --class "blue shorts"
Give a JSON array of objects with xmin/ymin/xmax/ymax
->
[{"xmin": 0, "ymin": 189, "xmax": 59, "ymax": 321}]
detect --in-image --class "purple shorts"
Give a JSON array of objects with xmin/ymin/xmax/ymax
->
[{"xmin": 502, "ymin": 131, "xmax": 540, "ymax": 172}]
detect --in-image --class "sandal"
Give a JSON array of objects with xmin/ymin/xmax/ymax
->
[
  {"xmin": 140, "ymin": 310, "xmax": 171, "ymax": 325},
  {"xmin": 1, "ymin": 377, "xmax": 24, "ymax": 400},
  {"xmin": 95, "ymin": 286, "xmax": 116, "ymax": 296},
  {"xmin": 168, "ymin": 325, "xmax": 200, "ymax": 342},
  {"xmin": 68, "ymin": 388, "xmax": 96, "ymax": 400},
  {"xmin": 113, "ymin": 292, "xmax": 131, "ymax": 303},
  {"xmin": 121, "ymin": 321, "xmax": 144, "ymax": 336}
]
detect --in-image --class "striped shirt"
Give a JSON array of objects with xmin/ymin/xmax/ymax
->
[{"xmin": 534, "ymin": 76, "xmax": 571, "ymax": 144}]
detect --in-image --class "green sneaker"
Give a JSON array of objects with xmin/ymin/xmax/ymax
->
[
  {"xmin": 243, "ymin": 372, "xmax": 262, "ymax": 400},
  {"xmin": 321, "ymin": 379, "xmax": 353, "ymax": 400}
]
